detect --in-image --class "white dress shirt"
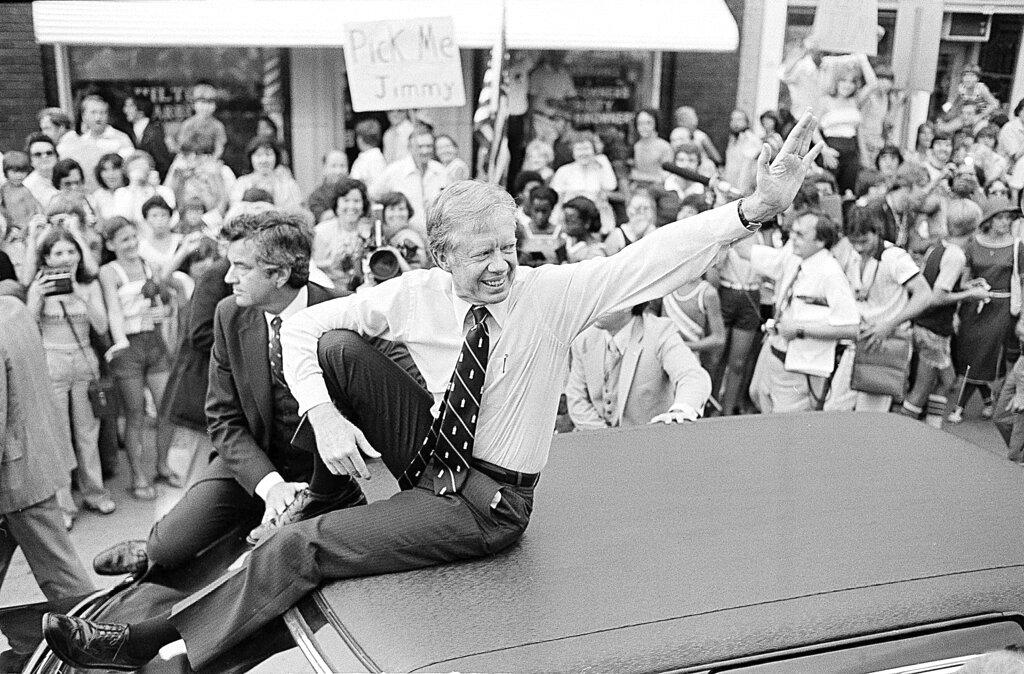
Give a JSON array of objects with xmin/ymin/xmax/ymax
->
[
  {"xmin": 370, "ymin": 156, "xmax": 450, "ymax": 230},
  {"xmin": 350, "ymin": 147, "xmax": 386, "ymax": 187},
  {"xmin": 254, "ymin": 287, "xmax": 310, "ymax": 501},
  {"xmin": 282, "ymin": 202, "xmax": 753, "ymax": 474}
]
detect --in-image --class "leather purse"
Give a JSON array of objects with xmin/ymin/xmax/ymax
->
[
  {"xmin": 59, "ymin": 301, "xmax": 122, "ymax": 419},
  {"xmin": 850, "ymin": 334, "xmax": 912, "ymax": 398}
]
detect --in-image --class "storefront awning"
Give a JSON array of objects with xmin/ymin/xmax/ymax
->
[{"xmin": 32, "ymin": 0, "xmax": 738, "ymax": 52}]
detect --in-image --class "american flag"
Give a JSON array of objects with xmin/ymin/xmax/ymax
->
[{"xmin": 473, "ymin": 1, "xmax": 509, "ymax": 184}]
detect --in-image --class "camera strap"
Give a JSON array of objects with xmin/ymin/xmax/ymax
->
[{"xmin": 57, "ymin": 299, "xmax": 102, "ymax": 381}]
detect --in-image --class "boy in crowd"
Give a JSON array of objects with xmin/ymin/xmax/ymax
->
[{"xmin": 0, "ymin": 151, "xmax": 43, "ymax": 231}]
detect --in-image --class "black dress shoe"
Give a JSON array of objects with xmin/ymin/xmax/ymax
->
[
  {"xmin": 247, "ymin": 483, "xmax": 367, "ymax": 545},
  {"xmin": 42, "ymin": 613, "xmax": 151, "ymax": 672},
  {"xmin": 93, "ymin": 540, "xmax": 148, "ymax": 577}
]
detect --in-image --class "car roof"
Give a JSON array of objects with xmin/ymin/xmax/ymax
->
[{"xmin": 315, "ymin": 412, "xmax": 1024, "ymax": 672}]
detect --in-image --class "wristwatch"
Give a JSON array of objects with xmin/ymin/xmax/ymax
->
[
  {"xmin": 736, "ymin": 198, "xmax": 768, "ymax": 230},
  {"xmin": 796, "ymin": 328, "xmax": 806, "ymax": 339}
]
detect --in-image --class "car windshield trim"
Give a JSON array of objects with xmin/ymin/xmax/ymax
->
[{"xmin": 283, "ymin": 607, "xmax": 334, "ymax": 674}]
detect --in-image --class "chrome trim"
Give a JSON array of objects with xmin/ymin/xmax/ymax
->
[
  {"xmin": 870, "ymin": 654, "xmax": 981, "ymax": 674},
  {"xmin": 312, "ymin": 590, "xmax": 383, "ymax": 673},
  {"xmin": 283, "ymin": 607, "xmax": 334, "ymax": 674},
  {"xmin": 23, "ymin": 587, "xmax": 113, "ymax": 673}
]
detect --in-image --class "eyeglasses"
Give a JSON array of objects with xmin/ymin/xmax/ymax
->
[
  {"xmin": 990, "ymin": 188, "xmax": 1010, "ymax": 196},
  {"xmin": 31, "ymin": 150, "xmax": 55, "ymax": 158}
]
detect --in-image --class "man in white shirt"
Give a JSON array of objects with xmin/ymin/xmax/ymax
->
[
  {"xmin": 44, "ymin": 114, "xmax": 826, "ymax": 672},
  {"xmin": 57, "ymin": 95, "xmax": 134, "ymax": 192},
  {"xmin": 566, "ymin": 302, "xmax": 710, "ymax": 429},
  {"xmin": 349, "ymin": 119, "xmax": 386, "ymax": 187},
  {"xmin": 371, "ymin": 127, "xmax": 450, "ymax": 231},
  {"xmin": 748, "ymin": 211, "xmax": 860, "ymax": 414}
]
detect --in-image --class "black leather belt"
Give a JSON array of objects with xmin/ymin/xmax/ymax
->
[{"xmin": 472, "ymin": 459, "xmax": 540, "ymax": 488}]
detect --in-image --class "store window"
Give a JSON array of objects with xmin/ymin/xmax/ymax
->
[{"xmin": 66, "ymin": 46, "xmax": 290, "ymax": 176}]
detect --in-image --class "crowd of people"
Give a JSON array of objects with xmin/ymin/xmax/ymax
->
[
  {"xmin": 0, "ymin": 43, "xmax": 1018, "ymax": 670},
  {"xmin": 3, "ymin": 53, "xmax": 1024, "ymax": 661}
]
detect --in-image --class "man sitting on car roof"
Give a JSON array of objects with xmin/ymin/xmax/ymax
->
[{"xmin": 43, "ymin": 113, "xmax": 826, "ymax": 672}]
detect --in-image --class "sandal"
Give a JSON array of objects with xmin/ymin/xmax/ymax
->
[
  {"xmin": 155, "ymin": 470, "xmax": 183, "ymax": 489},
  {"xmin": 84, "ymin": 498, "xmax": 117, "ymax": 515},
  {"xmin": 129, "ymin": 483, "xmax": 157, "ymax": 501}
]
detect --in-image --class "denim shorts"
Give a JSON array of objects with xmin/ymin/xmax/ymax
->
[{"xmin": 108, "ymin": 331, "xmax": 170, "ymax": 380}]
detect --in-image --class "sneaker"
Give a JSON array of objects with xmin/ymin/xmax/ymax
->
[
  {"xmin": 981, "ymin": 403, "xmax": 994, "ymax": 420},
  {"xmin": 947, "ymin": 407, "xmax": 964, "ymax": 424},
  {"xmin": 84, "ymin": 498, "xmax": 117, "ymax": 515}
]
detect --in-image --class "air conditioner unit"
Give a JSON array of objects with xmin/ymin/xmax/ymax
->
[{"xmin": 942, "ymin": 13, "xmax": 992, "ymax": 42}]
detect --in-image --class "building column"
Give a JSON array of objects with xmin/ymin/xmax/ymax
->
[
  {"xmin": 736, "ymin": 0, "xmax": 787, "ymax": 120},
  {"xmin": 289, "ymin": 48, "xmax": 348, "ymax": 194}
]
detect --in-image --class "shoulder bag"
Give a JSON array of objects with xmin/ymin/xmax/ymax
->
[
  {"xmin": 849, "ymin": 255, "xmax": 913, "ymax": 397},
  {"xmin": 59, "ymin": 301, "xmax": 121, "ymax": 419}
]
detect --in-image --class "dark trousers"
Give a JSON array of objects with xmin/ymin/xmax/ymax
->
[
  {"xmin": 147, "ymin": 471, "xmax": 263, "ymax": 569},
  {"xmin": 169, "ymin": 330, "xmax": 535, "ymax": 670}
]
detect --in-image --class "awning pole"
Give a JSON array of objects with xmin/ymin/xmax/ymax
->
[{"xmin": 53, "ymin": 43, "xmax": 74, "ymax": 113}]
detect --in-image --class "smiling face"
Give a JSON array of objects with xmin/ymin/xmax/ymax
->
[
  {"xmin": 250, "ymin": 146, "xmax": 277, "ymax": 174},
  {"xmin": 410, "ymin": 132, "xmax": 436, "ymax": 171},
  {"xmin": 440, "ymin": 212, "xmax": 518, "ymax": 305},
  {"xmin": 29, "ymin": 141, "xmax": 57, "ymax": 175},
  {"xmin": 322, "ymin": 150, "xmax": 348, "ymax": 181},
  {"xmin": 45, "ymin": 238, "xmax": 81, "ymax": 270},
  {"xmin": 99, "ymin": 160, "xmax": 124, "ymax": 190},
  {"xmin": 107, "ymin": 224, "xmax": 140, "ymax": 260},
  {"xmin": 435, "ymin": 136, "xmax": 458, "ymax": 165},
  {"xmin": 932, "ymin": 138, "xmax": 952, "ymax": 164},
  {"xmin": 335, "ymin": 189, "xmax": 364, "ymax": 226},
  {"xmin": 145, "ymin": 206, "xmax": 173, "ymax": 236}
]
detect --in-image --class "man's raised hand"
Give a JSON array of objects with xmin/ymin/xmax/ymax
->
[
  {"xmin": 742, "ymin": 110, "xmax": 824, "ymax": 223},
  {"xmin": 307, "ymin": 403, "xmax": 381, "ymax": 479}
]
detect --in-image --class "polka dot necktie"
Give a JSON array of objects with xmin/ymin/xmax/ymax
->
[
  {"xmin": 400, "ymin": 306, "xmax": 490, "ymax": 495},
  {"xmin": 269, "ymin": 316, "xmax": 286, "ymax": 387}
]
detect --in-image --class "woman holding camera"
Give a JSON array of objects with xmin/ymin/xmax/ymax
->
[
  {"xmin": 98, "ymin": 216, "xmax": 176, "ymax": 500},
  {"xmin": 26, "ymin": 227, "xmax": 116, "ymax": 518},
  {"xmin": 313, "ymin": 178, "xmax": 370, "ymax": 291}
]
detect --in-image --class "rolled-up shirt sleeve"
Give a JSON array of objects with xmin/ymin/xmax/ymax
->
[
  {"xmin": 533, "ymin": 202, "xmax": 755, "ymax": 342},
  {"xmin": 281, "ymin": 284, "xmax": 398, "ymax": 415}
]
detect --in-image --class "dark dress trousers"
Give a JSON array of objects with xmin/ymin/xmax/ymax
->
[
  {"xmin": 146, "ymin": 282, "xmax": 342, "ymax": 569},
  {"xmin": 168, "ymin": 330, "xmax": 534, "ymax": 670}
]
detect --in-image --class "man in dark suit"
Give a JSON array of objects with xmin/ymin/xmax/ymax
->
[
  {"xmin": 93, "ymin": 212, "xmax": 365, "ymax": 575},
  {"xmin": 123, "ymin": 94, "xmax": 173, "ymax": 181}
]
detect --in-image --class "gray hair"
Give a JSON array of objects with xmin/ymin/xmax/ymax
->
[{"xmin": 426, "ymin": 180, "xmax": 516, "ymax": 263}]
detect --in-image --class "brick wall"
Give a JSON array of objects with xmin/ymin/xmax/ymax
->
[
  {"xmin": 0, "ymin": 3, "xmax": 47, "ymax": 152},
  {"xmin": 662, "ymin": 0, "xmax": 745, "ymax": 157}
]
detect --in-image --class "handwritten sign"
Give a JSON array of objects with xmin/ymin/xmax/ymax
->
[
  {"xmin": 811, "ymin": 0, "xmax": 879, "ymax": 56},
  {"xmin": 343, "ymin": 17, "xmax": 466, "ymax": 112}
]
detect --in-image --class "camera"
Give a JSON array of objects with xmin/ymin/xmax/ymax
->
[{"xmin": 40, "ymin": 266, "xmax": 73, "ymax": 296}]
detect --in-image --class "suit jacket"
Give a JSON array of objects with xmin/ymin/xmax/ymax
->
[
  {"xmin": 566, "ymin": 313, "xmax": 711, "ymax": 430},
  {"xmin": 163, "ymin": 258, "xmax": 231, "ymax": 430},
  {"xmin": 130, "ymin": 118, "xmax": 173, "ymax": 181},
  {"xmin": 202, "ymin": 282, "xmax": 343, "ymax": 494},
  {"xmin": 0, "ymin": 298, "xmax": 75, "ymax": 512}
]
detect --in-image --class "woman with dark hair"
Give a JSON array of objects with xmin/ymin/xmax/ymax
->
[
  {"xmin": 378, "ymin": 191, "xmax": 429, "ymax": 270},
  {"xmin": 229, "ymin": 136, "xmax": 301, "ymax": 208},
  {"xmin": 51, "ymin": 158, "xmax": 86, "ymax": 194},
  {"xmin": 98, "ymin": 216, "xmax": 175, "ymax": 499},
  {"xmin": 949, "ymin": 196, "xmax": 1024, "ymax": 423},
  {"xmin": 561, "ymin": 195, "xmax": 605, "ymax": 263},
  {"xmin": 26, "ymin": 227, "xmax": 116, "ymax": 519},
  {"xmin": 875, "ymin": 144, "xmax": 903, "ymax": 179},
  {"xmin": 758, "ymin": 110, "xmax": 784, "ymax": 150},
  {"xmin": 630, "ymin": 108, "xmax": 673, "ymax": 186},
  {"xmin": 312, "ymin": 177, "xmax": 370, "ymax": 290},
  {"xmin": 91, "ymin": 152, "xmax": 125, "ymax": 220},
  {"xmin": 908, "ymin": 121, "xmax": 936, "ymax": 165}
]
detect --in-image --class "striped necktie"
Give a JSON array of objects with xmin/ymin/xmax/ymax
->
[{"xmin": 400, "ymin": 306, "xmax": 490, "ymax": 494}]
